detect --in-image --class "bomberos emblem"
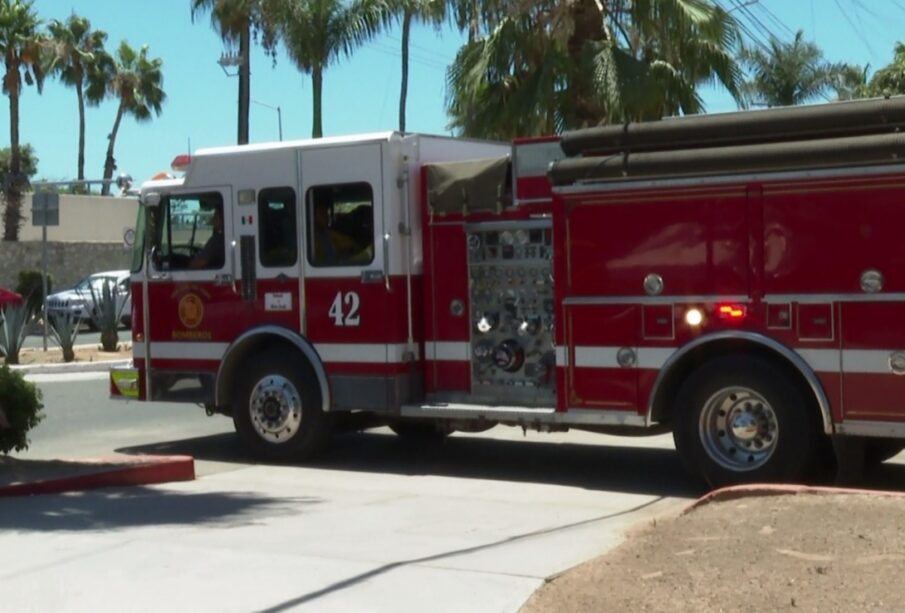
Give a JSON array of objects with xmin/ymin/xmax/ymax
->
[{"xmin": 178, "ymin": 293, "xmax": 204, "ymax": 329}]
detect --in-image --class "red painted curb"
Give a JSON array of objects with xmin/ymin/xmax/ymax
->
[
  {"xmin": 0, "ymin": 455, "xmax": 195, "ymax": 497},
  {"xmin": 683, "ymin": 483, "xmax": 905, "ymax": 514}
]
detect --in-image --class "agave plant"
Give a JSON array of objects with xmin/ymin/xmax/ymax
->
[
  {"xmin": 49, "ymin": 310, "xmax": 81, "ymax": 362},
  {"xmin": 89, "ymin": 280, "xmax": 124, "ymax": 352},
  {"xmin": 0, "ymin": 303, "xmax": 34, "ymax": 366}
]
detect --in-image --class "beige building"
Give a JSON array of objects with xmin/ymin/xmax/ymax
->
[
  {"xmin": 0, "ymin": 194, "xmax": 138, "ymax": 290},
  {"xmin": 19, "ymin": 194, "xmax": 139, "ymax": 243}
]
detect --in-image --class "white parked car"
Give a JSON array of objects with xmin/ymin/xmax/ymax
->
[{"xmin": 46, "ymin": 270, "xmax": 132, "ymax": 329}]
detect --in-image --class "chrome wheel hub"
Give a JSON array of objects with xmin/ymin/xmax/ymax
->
[
  {"xmin": 249, "ymin": 374, "xmax": 302, "ymax": 444},
  {"xmin": 698, "ymin": 386, "xmax": 779, "ymax": 471}
]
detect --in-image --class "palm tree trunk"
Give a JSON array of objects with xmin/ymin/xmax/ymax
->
[
  {"xmin": 312, "ymin": 67, "xmax": 323, "ymax": 138},
  {"xmin": 568, "ymin": 0, "xmax": 606, "ymax": 127},
  {"xmin": 102, "ymin": 103, "xmax": 126, "ymax": 196},
  {"xmin": 399, "ymin": 10, "xmax": 412, "ymax": 133},
  {"xmin": 238, "ymin": 25, "xmax": 251, "ymax": 145},
  {"xmin": 4, "ymin": 84, "xmax": 22, "ymax": 242},
  {"xmin": 77, "ymin": 79, "xmax": 86, "ymax": 183}
]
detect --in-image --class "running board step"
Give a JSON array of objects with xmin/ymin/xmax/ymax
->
[{"xmin": 400, "ymin": 403, "xmax": 649, "ymax": 427}]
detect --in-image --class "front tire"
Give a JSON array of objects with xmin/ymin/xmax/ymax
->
[
  {"xmin": 673, "ymin": 356, "xmax": 819, "ymax": 488},
  {"xmin": 232, "ymin": 351, "xmax": 331, "ymax": 461}
]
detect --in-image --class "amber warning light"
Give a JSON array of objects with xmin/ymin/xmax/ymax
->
[{"xmin": 717, "ymin": 304, "xmax": 747, "ymax": 321}]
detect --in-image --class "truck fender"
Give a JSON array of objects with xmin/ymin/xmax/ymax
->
[
  {"xmin": 646, "ymin": 331, "xmax": 833, "ymax": 435},
  {"xmin": 215, "ymin": 325, "xmax": 331, "ymax": 413}
]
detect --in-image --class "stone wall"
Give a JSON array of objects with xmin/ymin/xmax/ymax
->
[{"xmin": 0, "ymin": 241, "xmax": 131, "ymax": 292}]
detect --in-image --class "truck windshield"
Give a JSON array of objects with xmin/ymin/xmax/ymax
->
[{"xmin": 149, "ymin": 192, "xmax": 225, "ymax": 271}]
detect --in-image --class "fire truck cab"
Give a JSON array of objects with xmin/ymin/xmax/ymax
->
[{"xmin": 114, "ymin": 98, "xmax": 905, "ymax": 487}]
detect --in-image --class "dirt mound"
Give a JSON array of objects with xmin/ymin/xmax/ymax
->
[{"xmin": 522, "ymin": 492, "xmax": 905, "ymax": 613}]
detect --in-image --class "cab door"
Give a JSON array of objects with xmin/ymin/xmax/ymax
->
[
  {"xmin": 300, "ymin": 143, "xmax": 398, "ymax": 410},
  {"xmin": 141, "ymin": 187, "xmax": 236, "ymax": 388}
]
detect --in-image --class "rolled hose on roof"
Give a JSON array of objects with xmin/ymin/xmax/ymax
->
[
  {"xmin": 549, "ymin": 132, "xmax": 905, "ymax": 186},
  {"xmin": 559, "ymin": 96, "xmax": 905, "ymax": 157}
]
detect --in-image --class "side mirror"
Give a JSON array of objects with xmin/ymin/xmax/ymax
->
[{"xmin": 142, "ymin": 192, "xmax": 161, "ymax": 208}]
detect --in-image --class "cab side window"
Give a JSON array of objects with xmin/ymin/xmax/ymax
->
[
  {"xmin": 306, "ymin": 183, "xmax": 374, "ymax": 267},
  {"xmin": 152, "ymin": 193, "xmax": 224, "ymax": 271},
  {"xmin": 259, "ymin": 187, "xmax": 298, "ymax": 268}
]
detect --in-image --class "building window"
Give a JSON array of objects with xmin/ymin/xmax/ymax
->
[
  {"xmin": 306, "ymin": 182, "xmax": 374, "ymax": 267},
  {"xmin": 259, "ymin": 187, "xmax": 298, "ymax": 268}
]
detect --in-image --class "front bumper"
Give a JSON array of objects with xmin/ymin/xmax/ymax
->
[{"xmin": 110, "ymin": 367, "xmax": 141, "ymax": 399}]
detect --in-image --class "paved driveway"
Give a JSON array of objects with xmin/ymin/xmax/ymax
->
[{"xmin": 1, "ymin": 373, "xmax": 696, "ymax": 612}]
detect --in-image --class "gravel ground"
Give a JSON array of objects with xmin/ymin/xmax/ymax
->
[{"xmin": 521, "ymin": 491, "xmax": 905, "ymax": 613}]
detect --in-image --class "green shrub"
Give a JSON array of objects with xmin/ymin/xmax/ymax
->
[
  {"xmin": 0, "ymin": 365, "xmax": 43, "ymax": 454},
  {"xmin": 0, "ymin": 303, "xmax": 33, "ymax": 365},
  {"xmin": 49, "ymin": 310, "xmax": 80, "ymax": 362},
  {"xmin": 15, "ymin": 270, "xmax": 52, "ymax": 316},
  {"xmin": 90, "ymin": 280, "xmax": 122, "ymax": 352}
]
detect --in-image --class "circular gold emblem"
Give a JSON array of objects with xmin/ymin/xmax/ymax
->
[{"xmin": 178, "ymin": 293, "xmax": 204, "ymax": 329}]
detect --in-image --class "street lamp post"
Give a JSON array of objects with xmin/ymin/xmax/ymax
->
[{"xmin": 252, "ymin": 99, "xmax": 283, "ymax": 141}]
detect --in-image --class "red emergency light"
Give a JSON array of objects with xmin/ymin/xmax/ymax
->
[
  {"xmin": 171, "ymin": 154, "xmax": 192, "ymax": 173},
  {"xmin": 717, "ymin": 304, "xmax": 747, "ymax": 321}
]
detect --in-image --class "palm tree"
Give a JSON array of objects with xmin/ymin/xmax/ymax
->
[
  {"xmin": 99, "ymin": 41, "xmax": 166, "ymax": 196},
  {"xmin": 834, "ymin": 63, "xmax": 872, "ymax": 101},
  {"xmin": 191, "ymin": 0, "xmax": 278, "ymax": 145},
  {"xmin": 46, "ymin": 14, "xmax": 109, "ymax": 185},
  {"xmin": 446, "ymin": 0, "xmax": 743, "ymax": 138},
  {"xmin": 269, "ymin": 0, "xmax": 388, "ymax": 138},
  {"xmin": 394, "ymin": 0, "xmax": 445, "ymax": 132},
  {"xmin": 0, "ymin": 0, "xmax": 45, "ymax": 241},
  {"xmin": 868, "ymin": 42, "xmax": 905, "ymax": 97},
  {"xmin": 739, "ymin": 30, "xmax": 853, "ymax": 107}
]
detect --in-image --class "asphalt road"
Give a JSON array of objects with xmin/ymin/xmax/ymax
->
[{"xmin": 22, "ymin": 329, "xmax": 118, "ymax": 350}]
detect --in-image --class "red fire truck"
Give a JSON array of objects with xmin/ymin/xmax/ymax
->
[{"xmin": 112, "ymin": 97, "xmax": 905, "ymax": 486}]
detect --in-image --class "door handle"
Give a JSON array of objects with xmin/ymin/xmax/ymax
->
[
  {"xmin": 150, "ymin": 272, "xmax": 171, "ymax": 281},
  {"xmin": 214, "ymin": 273, "xmax": 234, "ymax": 286},
  {"xmin": 383, "ymin": 233, "xmax": 391, "ymax": 292}
]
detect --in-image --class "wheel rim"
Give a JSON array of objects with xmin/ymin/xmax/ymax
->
[
  {"xmin": 249, "ymin": 374, "xmax": 302, "ymax": 444},
  {"xmin": 698, "ymin": 386, "xmax": 779, "ymax": 472}
]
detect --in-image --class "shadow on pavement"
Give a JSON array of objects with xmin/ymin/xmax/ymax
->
[
  {"xmin": 0, "ymin": 485, "xmax": 321, "ymax": 532},
  {"xmin": 118, "ymin": 429, "xmax": 905, "ymax": 497},
  {"xmin": 120, "ymin": 429, "xmax": 703, "ymax": 498}
]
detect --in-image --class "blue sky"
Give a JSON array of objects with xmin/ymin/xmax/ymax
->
[{"xmin": 7, "ymin": 0, "xmax": 905, "ymax": 186}]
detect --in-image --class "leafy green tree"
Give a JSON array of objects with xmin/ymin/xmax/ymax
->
[
  {"xmin": 191, "ymin": 0, "xmax": 279, "ymax": 145},
  {"xmin": 98, "ymin": 41, "xmax": 166, "ymax": 196},
  {"xmin": 393, "ymin": 0, "xmax": 445, "ymax": 132},
  {"xmin": 268, "ymin": 0, "xmax": 388, "ymax": 138},
  {"xmin": 833, "ymin": 63, "xmax": 872, "ymax": 101},
  {"xmin": 739, "ymin": 30, "xmax": 855, "ymax": 107},
  {"xmin": 867, "ymin": 42, "xmax": 905, "ymax": 97},
  {"xmin": 46, "ymin": 14, "xmax": 109, "ymax": 184},
  {"xmin": 0, "ymin": 0, "xmax": 45, "ymax": 241},
  {"xmin": 446, "ymin": 0, "xmax": 743, "ymax": 139},
  {"xmin": 0, "ymin": 144, "xmax": 38, "ymax": 178}
]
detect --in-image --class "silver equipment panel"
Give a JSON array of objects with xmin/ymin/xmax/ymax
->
[{"xmin": 466, "ymin": 220, "xmax": 555, "ymax": 407}]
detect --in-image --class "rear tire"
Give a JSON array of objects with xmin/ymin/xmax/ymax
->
[
  {"xmin": 673, "ymin": 356, "xmax": 819, "ymax": 488},
  {"xmin": 232, "ymin": 351, "xmax": 332, "ymax": 461}
]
